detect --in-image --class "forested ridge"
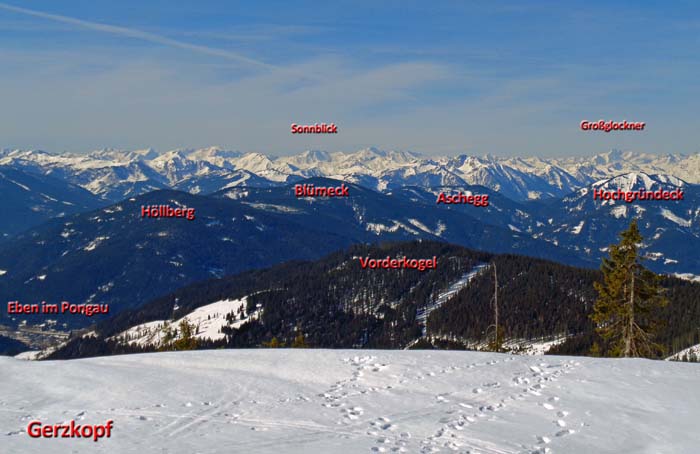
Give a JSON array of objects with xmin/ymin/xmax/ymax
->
[
  {"xmin": 48, "ymin": 241, "xmax": 700, "ymax": 360},
  {"xmin": 549, "ymin": 276, "xmax": 700, "ymax": 357},
  {"xmin": 427, "ymin": 254, "xmax": 599, "ymax": 341}
]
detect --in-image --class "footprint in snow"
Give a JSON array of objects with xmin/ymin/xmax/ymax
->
[
  {"xmin": 482, "ymin": 403, "xmax": 504, "ymax": 411},
  {"xmin": 370, "ymin": 417, "xmax": 394, "ymax": 431},
  {"xmin": 514, "ymin": 376, "xmax": 530, "ymax": 385},
  {"xmin": 341, "ymin": 406, "xmax": 364, "ymax": 420},
  {"xmin": 537, "ymin": 435, "xmax": 551, "ymax": 444}
]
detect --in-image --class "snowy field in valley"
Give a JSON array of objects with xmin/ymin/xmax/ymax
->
[{"xmin": 2, "ymin": 350, "xmax": 699, "ymax": 454}]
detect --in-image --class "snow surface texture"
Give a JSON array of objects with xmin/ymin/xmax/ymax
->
[{"xmin": 2, "ymin": 350, "xmax": 699, "ymax": 453}]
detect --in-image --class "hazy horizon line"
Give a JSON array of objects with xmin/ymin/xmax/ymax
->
[{"xmin": 2, "ymin": 145, "xmax": 697, "ymax": 161}]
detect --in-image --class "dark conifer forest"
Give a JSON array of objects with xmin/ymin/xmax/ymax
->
[{"xmin": 47, "ymin": 241, "xmax": 700, "ymax": 360}]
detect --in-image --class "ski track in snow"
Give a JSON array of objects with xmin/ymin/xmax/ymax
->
[{"xmin": 1, "ymin": 350, "xmax": 699, "ymax": 453}]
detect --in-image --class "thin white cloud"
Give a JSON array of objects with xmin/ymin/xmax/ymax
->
[
  {"xmin": 0, "ymin": 2, "xmax": 277, "ymax": 71},
  {"xmin": 0, "ymin": 52, "xmax": 457, "ymax": 153}
]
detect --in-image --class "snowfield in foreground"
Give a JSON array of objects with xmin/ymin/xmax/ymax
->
[{"xmin": 2, "ymin": 350, "xmax": 699, "ymax": 454}]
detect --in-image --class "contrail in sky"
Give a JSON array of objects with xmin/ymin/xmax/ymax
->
[{"xmin": 0, "ymin": 2, "xmax": 279, "ymax": 71}]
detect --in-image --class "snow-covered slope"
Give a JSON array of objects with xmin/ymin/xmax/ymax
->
[
  {"xmin": 2, "ymin": 147, "xmax": 698, "ymax": 201},
  {"xmin": 111, "ymin": 297, "xmax": 255, "ymax": 347},
  {"xmin": 0, "ymin": 148, "xmax": 168, "ymax": 201},
  {"xmin": 556, "ymin": 149, "xmax": 700, "ymax": 188},
  {"xmin": 528, "ymin": 172, "xmax": 700, "ymax": 274},
  {"xmin": 667, "ymin": 343, "xmax": 700, "ymax": 362},
  {"xmin": 2, "ymin": 350, "xmax": 699, "ymax": 453}
]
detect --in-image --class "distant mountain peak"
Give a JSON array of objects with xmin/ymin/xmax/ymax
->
[
  {"xmin": 0, "ymin": 146, "xmax": 697, "ymax": 202},
  {"xmin": 592, "ymin": 172, "xmax": 687, "ymax": 192}
]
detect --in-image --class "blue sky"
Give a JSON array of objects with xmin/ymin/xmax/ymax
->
[{"xmin": 0, "ymin": 1, "xmax": 698, "ymax": 156}]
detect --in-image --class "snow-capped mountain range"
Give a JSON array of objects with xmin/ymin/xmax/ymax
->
[
  {"xmin": 1, "ymin": 147, "xmax": 698, "ymax": 201},
  {"xmin": 0, "ymin": 147, "xmax": 697, "ymax": 313}
]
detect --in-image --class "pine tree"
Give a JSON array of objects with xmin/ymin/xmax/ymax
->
[
  {"xmin": 487, "ymin": 325, "xmax": 505, "ymax": 352},
  {"xmin": 173, "ymin": 319, "xmax": 198, "ymax": 351},
  {"xmin": 591, "ymin": 219, "xmax": 667, "ymax": 358},
  {"xmin": 291, "ymin": 333, "xmax": 309, "ymax": 348},
  {"xmin": 263, "ymin": 336, "xmax": 283, "ymax": 348},
  {"xmin": 160, "ymin": 322, "xmax": 175, "ymax": 351}
]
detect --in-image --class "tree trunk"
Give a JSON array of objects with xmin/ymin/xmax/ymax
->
[
  {"xmin": 623, "ymin": 270, "xmax": 635, "ymax": 357},
  {"xmin": 493, "ymin": 263, "xmax": 500, "ymax": 352}
]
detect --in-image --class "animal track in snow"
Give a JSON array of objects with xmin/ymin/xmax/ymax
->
[
  {"xmin": 370, "ymin": 417, "xmax": 395, "ymax": 431},
  {"xmin": 341, "ymin": 406, "xmax": 364, "ymax": 421},
  {"xmin": 369, "ymin": 418, "xmax": 412, "ymax": 453},
  {"xmin": 526, "ymin": 360, "xmax": 586, "ymax": 454}
]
